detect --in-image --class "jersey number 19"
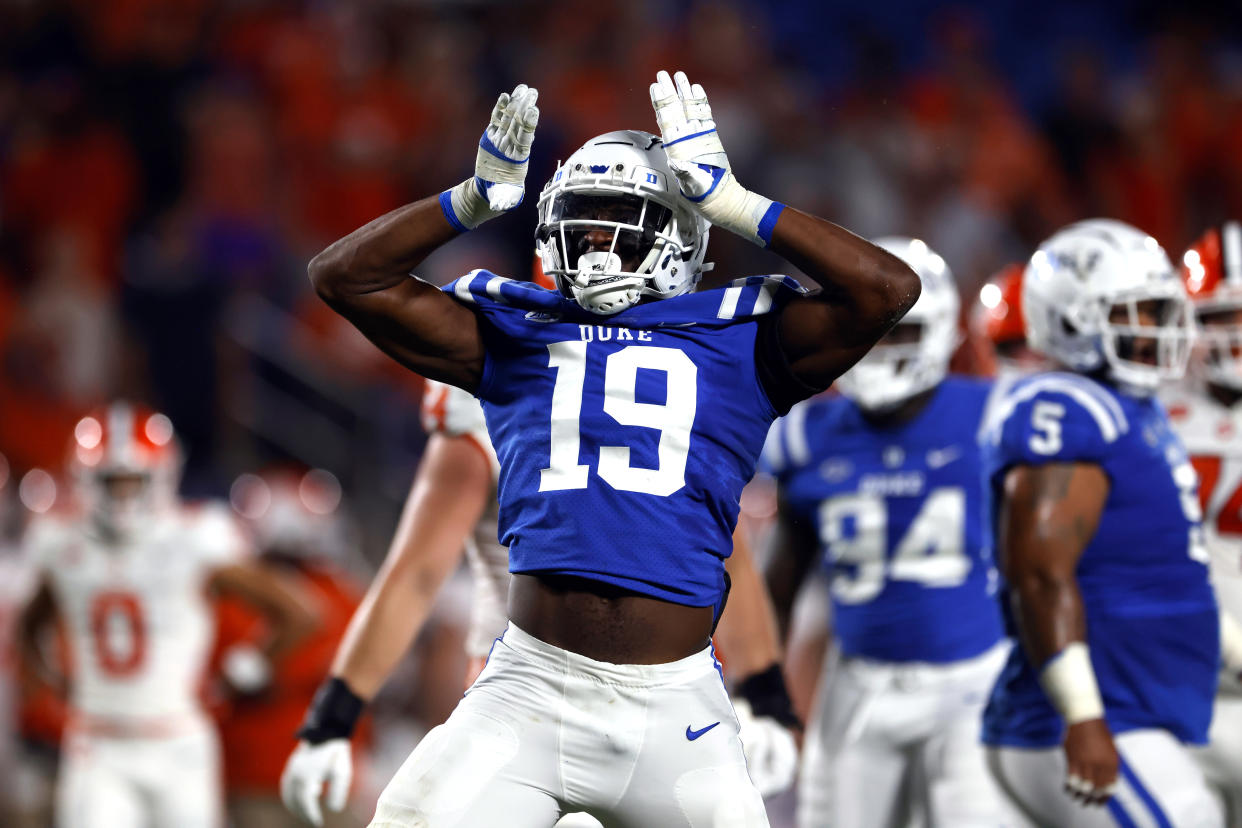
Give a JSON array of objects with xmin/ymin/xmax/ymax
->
[{"xmin": 539, "ymin": 342, "xmax": 697, "ymax": 497}]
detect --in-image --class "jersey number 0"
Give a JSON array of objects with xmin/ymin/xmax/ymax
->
[
  {"xmin": 90, "ymin": 591, "xmax": 147, "ymax": 677},
  {"xmin": 539, "ymin": 342, "xmax": 698, "ymax": 497}
]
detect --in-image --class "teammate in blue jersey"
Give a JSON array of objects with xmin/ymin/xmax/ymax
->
[
  {"xmin": 282, "ymin": 71, "xmax": 919, "ymax": 828},
  {"xmin": 981, "ymin": 219, "xmax": 1224, "ymax": 827},
  {"xmin": 763, "ymin": 237, "xmax": 1009, "ymax": 828}
]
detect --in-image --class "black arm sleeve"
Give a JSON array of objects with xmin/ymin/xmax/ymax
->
[{"xmin": 754, "ymin": 314, "xmax": 825, "ymax": 416}]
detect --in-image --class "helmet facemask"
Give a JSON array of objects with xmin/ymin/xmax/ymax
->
[{"xmin": 1097, "ymin": 287, "xmax": 1194, "ymax": 394}]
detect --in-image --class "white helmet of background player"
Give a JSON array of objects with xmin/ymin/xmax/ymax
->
[
  {"xmin": 835, "ymin": 237, "xmax": 960, "ymax": 412},
  {"xmin": 69, "ymin": 402, "xmax": 182, "ymax": 538},
  {"xmin": 1182, "ymin": 220, "xmax": 1242, "ymax": 391},
  {"xmin": 1024, "ymin": 218, "xmax": 1194, "ymax": 395},
  {"xmin": 230, "ymin": 467, "xmax": 344, "ymax": 561},
  {"xmin": 536, "ymin": 130, "xmax": 710, "ymax": 315}
]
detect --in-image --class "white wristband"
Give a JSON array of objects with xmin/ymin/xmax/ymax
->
[
  {"xmin": 1038, "ymin": 642, "xmax": 1105, "ymax": 725},
  {"xmin": 1221, "ymin": 612, "xmax": 1242, "ymax": 674}
]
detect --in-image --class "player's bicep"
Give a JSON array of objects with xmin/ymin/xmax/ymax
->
[
  {"xmin": 321, "ymin": 277, "xmax": 487, "ymax": 392},
  {"xmin": 380, "ymin": 433, "xmax": 492, "ymax": 591},
  {"xmin": 762, "ymin": 296, "xmax": 885, "ymax": 404},
  {"xmin": 998, "ymin": 462, "xmax": 1109, "ymax": 580}
]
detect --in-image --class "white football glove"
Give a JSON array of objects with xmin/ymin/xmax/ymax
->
[
  {"xmin": 649, "ymin": 70, "xmax": 783, "ymax": 247},
  {"xmin": 733, "ymin": 698, "xmax": 799, "ymax": 797},
  {"xmin": 440, "ymin": 84, "xmax": 540, "ymax": 231},
  {"xmin": 281, "ymin": 738, "xmax": 352, "ymax": 826}
]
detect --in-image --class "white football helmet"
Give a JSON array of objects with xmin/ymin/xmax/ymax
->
[
  {"xmin": 836, "ymin": 237, "xmax": 960, "ymax": 412},
  {"xmin": 1182, "ymin": 221, "xmax": 1242, "ymax": 391},
  {"xmin": 536, "ymin": 130, "xmax": 710, "ymax": 315},
  {"xmin": 1024, "ymin": 219, "xmax": 1194, "ymax": 395},
  {"xmin": 69, "ymin": 402, "xmax": 182, "ymax": 538},
  {"xmin": 230, "ymin": 468, "xmax": 344, "ymax": 561}
]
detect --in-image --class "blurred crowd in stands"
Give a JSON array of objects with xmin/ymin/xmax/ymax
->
[{"xmin": 2, "ymin": 0, "xmax": 1242, "ymax": 527}]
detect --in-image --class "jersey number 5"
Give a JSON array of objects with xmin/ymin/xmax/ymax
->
[
  {"xmin": 540, "ymin": 342, "xmax": 697, "ymax": 497},
  {"xmin": 90, "ymin": 591, "xmax": 146, "ymax": 677}
]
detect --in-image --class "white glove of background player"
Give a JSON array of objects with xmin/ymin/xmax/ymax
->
[
  {"xmin": 281, "ymin": 738, "xmax": 352, "ymax": 826},
  {"xmin": 733, "ymin": 698, "xmax": 799, "ymax": 797},
  {"xmin": 441, "ymin": 83, "xmax": 540, "ymax": 230},
  {"xmin": 649, "ymin": 70, "xmax": 781, "ymax": 247}
]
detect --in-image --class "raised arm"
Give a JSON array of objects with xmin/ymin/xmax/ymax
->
[
  {"xmin": 307, "ymin": 85, "xmax": 540, "ymax": 392},
  {"xmin": 649, "ymin": 70, "xmax": 920, "ymax": 396},
  {"xmin": 999, "ymin": 461, "xmax": 1113, "ymax": 805}
]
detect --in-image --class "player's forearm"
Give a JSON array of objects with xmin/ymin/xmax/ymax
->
[
  {"xmin": 329, "ymin": 573, "xmax": 435, "ymax": 701},
  {"xmin": 763, "ymin": 511, "xmax": 817, "ymax": 643},
  {"xmin": 768, "ymin": 208, "xmax": 921, "ymax": 343},
  {"xmin": 309, "ymin": 197, "xmax": 459, "ymax": 303},
  {"xmin": 716, "ymin": 532, "xmax": 783, "ymax": 678},
  {"xmin": 1009, "ymin": 570, "xmax": 1089, "ymax": 666}
]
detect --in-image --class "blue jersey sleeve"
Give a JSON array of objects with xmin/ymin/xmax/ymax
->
[{"xmin": 984, "ymin": 374, "xmax": 1129, "ymax": 470}]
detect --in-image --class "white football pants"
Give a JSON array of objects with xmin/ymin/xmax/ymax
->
[
  {"xmin": 370, "ymin": 622, "xmax": 768, "ymax": 828},
  {"xmin": 988, "ymin": 729, "xmax": 1223, "ymax": 827},
  {"xmin": 1195, "ymin": 693, "xmax": 1242, "ymax": 827},
  {"xmin": 798, "ymin": 640, "xmax": 1010, "ymax": 828},
  {"xmin": 55, "ymin": 714, "xmax": 222, "ymax": 828}
]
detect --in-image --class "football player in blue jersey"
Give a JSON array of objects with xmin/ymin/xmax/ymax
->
[
  {"xmin": 282, "ymin": 71, "xmax": 919, "ymax": 828},
  {"xmin": 980, "ymin": 219, "xmax": 1224, "ymax": 826},
  {"xmin": 763, "ymin": 237, "xmax": 1010, "ymax": 828}
]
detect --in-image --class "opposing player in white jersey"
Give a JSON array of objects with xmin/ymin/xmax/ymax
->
[
  {"xmin": 15, "ymin": 403, "xmax": 316, "ymax": 828},
  {"xmin": 764, "ymin": 238, "xmax": 1009, "ymax": 828},
  {"xmin": 981, "ymin": 220, "xmax": 1227, "ymax": 827},
  {"xmin": 1165, "ymin": 220, "xmax": 1242, "ymax": 825},
  {"xmin": 283, "ymin": 378, "xmax": 800, "ymax": 826}
]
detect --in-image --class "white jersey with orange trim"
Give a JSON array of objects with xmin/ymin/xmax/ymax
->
[
  {"xmin": 1164, "ymin": 385, "xmax": 1242, "ymax": 641},
  {"xmin": 421, "ymin": 380, "xmax": 509, "ymax": 658},
  {"xmin": 24, "ymin": 504, "xmax": 245, "ymax": 724}
]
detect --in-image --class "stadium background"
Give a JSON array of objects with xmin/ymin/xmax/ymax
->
[{"xmin": 1, "ymin": 0, "xmax": 1242, "ymax": 824}]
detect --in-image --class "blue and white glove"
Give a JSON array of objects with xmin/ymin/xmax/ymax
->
[
  {"xmin": 440, "ymin": 84, "xmax": 540, "ymax": 232},
  {"xmin": 649, "ymin": 70, "xmax": 784, "ymax": 248}
]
